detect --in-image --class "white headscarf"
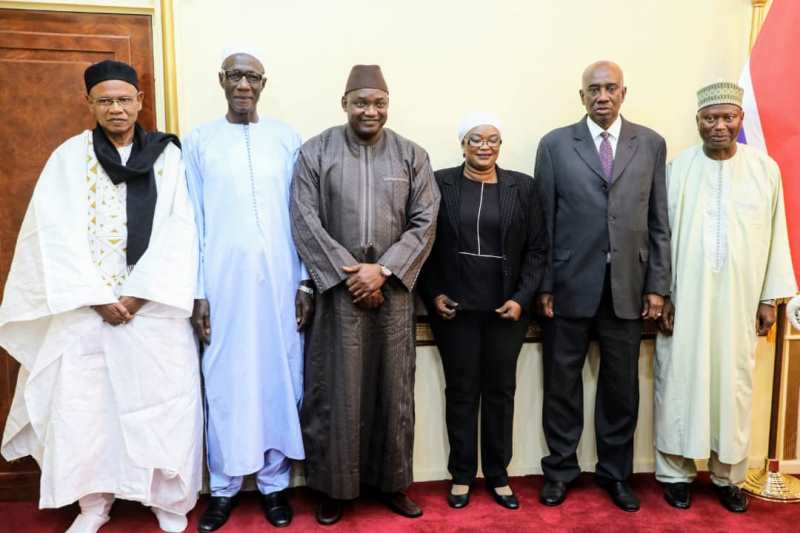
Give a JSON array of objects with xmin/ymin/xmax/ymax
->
[
  {"xmin": 457, "ymin": 112, "xmax": 503, "ymax": 143},
  {"xmin": 220, "ymin": 45, "xmax": 266, "ymax": 67}
]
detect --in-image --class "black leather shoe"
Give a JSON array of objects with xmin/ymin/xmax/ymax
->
[
  {"xmin": 316, "ymin": 495, "xmax": 343, "ymax": 526},
  {"xmin": 379, "ymin": 492, "xmax": 423, "ymax": 518},
  {"xmin": 447, "ymin": 488, "xmax": 470, "ymax": 509},
  {"xmin": 198, "ymin": 496, "xmax": 237, "ymax": 532},
  {"xmin": 714, "ymin": 484, "xmax": 749, "ymax": 513},
  {"xmin": 662, "ymin": 482, "xmax": 691, "ymax": 509},
  {"xmin": 539, "ymin": 480, "xmax": 567, "ymax": 506},
  {"xmin": 261, "ymin": 490, "xmax": 292, "ymax": 528},
  {"xmin": 598, "ymin": 479, "xmax": 640, "ymax": 512},
  {"xmin": 488, "ymin": 486, "xmax": 519, "ymax": 510}
]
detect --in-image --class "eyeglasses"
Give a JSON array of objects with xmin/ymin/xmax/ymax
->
[
  {"xmin": 91, "ymin": 96, "xmax": 138, "ymax": 109},
  {"xmin": 467, "ymin": 135, "xmax": 501, "ymax": 148},
  {"xmin": 221, "ymin": 70, "xmax": 266, "ymax": 85}
]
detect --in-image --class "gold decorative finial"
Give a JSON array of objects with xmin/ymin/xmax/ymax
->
[{"xmin": 749, "ymin": 0, "xmax": 770, "ymax": 50}]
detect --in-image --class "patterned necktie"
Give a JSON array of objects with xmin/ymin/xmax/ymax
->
[{"xmin": 599, "ymin": 131, "xmax": 614, "ymax": 180}]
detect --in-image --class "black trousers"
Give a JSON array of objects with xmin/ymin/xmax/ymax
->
[
  {"xmin": 430, "ymin": 311, "xmax": 529, "ymax": 487},
  {"xmin": 541, "ymin": 267, "xmax": 642, "ymax": 483}
]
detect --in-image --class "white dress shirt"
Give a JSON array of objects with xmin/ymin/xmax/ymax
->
[
  {"xmin": 586, "ymin": 115, "xmax": 622, "ymax": 158},
  {"xmin": 587, "ymin": 115, "xmax": 621, "ymax": 264}
]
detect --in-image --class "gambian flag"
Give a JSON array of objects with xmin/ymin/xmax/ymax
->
[{"xmin": 738, "ymin": 0, "xmax": 800, "ymax": 286}]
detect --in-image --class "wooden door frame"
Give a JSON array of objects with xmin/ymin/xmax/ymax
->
[{"xmin": 0, "ymin": 0, "xmax": 179, "ymax": 134}]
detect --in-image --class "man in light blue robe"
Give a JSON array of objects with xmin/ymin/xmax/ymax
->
[{"xmin": 183, "ymin": 49, "xmax": 313, "ymax": 532}]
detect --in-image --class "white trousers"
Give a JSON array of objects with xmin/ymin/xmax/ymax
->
[{"xmin": 655, "ymin": 449, "xmax": 748, "ymax": 486}]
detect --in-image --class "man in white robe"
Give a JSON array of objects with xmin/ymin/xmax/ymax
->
[
  {"xmin": 0, "ymin": 60, "xmax": 202, "ymax": 533},
  {"xmin": 655, "ymin": 81, "xmax": 797, "ymax": 512},
  {"xmin": 184, "ymin": 49, "xmax": 311, "ymax": 531}
]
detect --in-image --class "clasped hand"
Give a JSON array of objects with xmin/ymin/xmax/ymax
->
[
  {"xmin": 435, "ymin": 294, "xmax": 521, "ymax": 321},
  {"xmin": 92, "ymin": 296, "xmax": 146, "ymax": 326},
  {"xmin": 343, "ymin": 263, "xmax": 385, "ymax": 309}
]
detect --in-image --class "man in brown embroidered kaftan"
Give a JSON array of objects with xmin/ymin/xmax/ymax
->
[{"xmin": 290, "ymin": 65, "xmax": 439, "ymax": 525}]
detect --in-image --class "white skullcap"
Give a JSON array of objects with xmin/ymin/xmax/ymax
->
[
  {"xmin": 458, "ymin": 112, "xmax": 503, "ymax": 143},
  {"xmin": 220, "ymin": 45, "xmax": 266, "ymax": 67}
]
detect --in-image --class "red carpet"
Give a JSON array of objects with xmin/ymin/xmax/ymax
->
[{"xmin": 3, "ymin": 474, "xmax": 798, "ymax": 532}]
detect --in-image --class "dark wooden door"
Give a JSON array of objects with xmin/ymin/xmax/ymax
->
[{"xmin": 0, "ymin": 9, "xmax": 157, "ymax": 500}]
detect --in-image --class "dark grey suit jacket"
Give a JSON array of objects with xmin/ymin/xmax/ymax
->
[{"xmin": 534, "ymin": 116, "xmax": 670, "ymax": 320}]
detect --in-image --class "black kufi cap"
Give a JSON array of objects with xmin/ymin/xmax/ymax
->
[{"xmin": 84, "ymin": 59, "xmax": 139, "ymax": 92}]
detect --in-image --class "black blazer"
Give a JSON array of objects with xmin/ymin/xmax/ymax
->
[{"xmin": 419, "ymin": 164, "xmax": 548, "ymax": 313}]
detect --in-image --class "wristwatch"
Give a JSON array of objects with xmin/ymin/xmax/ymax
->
[
  {"xmin": 298, "ymin": 284, "xmax": 314, "ymax": 296},
  {"xmin": 379, "ymin": 264, "xmax": 392, "ymax": 278}
]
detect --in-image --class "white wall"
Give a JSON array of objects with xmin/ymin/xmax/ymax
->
[{"xmin": 174, "ymin": 0, "xmax": 752, "ymax": 168}]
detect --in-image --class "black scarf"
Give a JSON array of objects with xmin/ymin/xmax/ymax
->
[{"xmin": 92, "ymin": 123, "xmax": 180, "ymax": 266}]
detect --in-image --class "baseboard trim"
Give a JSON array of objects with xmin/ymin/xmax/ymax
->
[
  {"xmin": 775, "ymin": 459, "xmax": 800, "ymax": 474},
  {"xmin": 412, "ymin": 457, "xmax": 773, "ymax": 483}
]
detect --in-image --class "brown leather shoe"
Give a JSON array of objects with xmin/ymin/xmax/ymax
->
[{"xmin": 380, "ymin": 492, "xmax": 422, "ymax": 518}]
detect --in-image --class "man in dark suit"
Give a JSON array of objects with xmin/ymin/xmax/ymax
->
[{"xmin": 534, "ymin": 61, "xmax": 670, "ymax": 512}]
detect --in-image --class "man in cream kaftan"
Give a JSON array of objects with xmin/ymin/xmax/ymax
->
[
  {"xmin": 654, "ymin": 82, "xmax": 796, "ymax": 512},
  {"xmin": 0, "ymin": 61, "xmax": 201, "ymax": 533}
]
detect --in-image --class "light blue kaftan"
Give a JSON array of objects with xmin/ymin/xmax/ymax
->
[{"xmin": 183, "ymin": 118, "xmax": 305, "ymax": 493}]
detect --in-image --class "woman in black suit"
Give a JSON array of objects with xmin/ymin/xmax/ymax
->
[{"xmin": 421, "ymin": 113, "xmax": 547, "ymax": 510}]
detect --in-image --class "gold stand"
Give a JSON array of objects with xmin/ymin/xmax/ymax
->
[
  {"xmin": 744, "ymin": 459, "xmax": 800, "ymax": 502},
  {"xmin": 742, "ymin": 305, "xmax": 800, "ymax": 503}
]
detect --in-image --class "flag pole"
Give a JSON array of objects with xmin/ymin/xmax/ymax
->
[{"xmin": 741, "ymin": 0, "xmax": 800, "ymax": 503}]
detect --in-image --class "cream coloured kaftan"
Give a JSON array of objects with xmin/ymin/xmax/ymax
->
[{"xmin": 655, "ymin": 143, "xmax": 796, "ymax": 464}]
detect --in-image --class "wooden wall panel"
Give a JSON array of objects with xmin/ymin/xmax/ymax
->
[{"xmin": 783, "ymin": 339, "xmax": 800, "ymax": 459}]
